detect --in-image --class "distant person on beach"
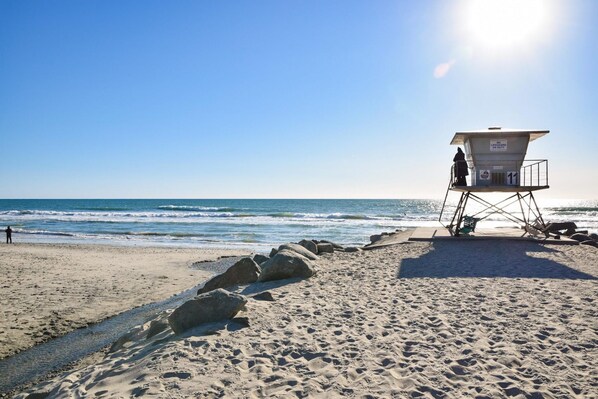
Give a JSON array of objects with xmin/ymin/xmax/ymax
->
[
  {"xmin": 5, "ymin": 226, "xmax": 12, "ymax": 244},
  {"xmin": 453, "ymin": 147, "xmax": 468, "ymax": 186}
]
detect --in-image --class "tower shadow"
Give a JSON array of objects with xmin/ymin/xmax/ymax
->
[{"xmin": 398, "ymin": 240, "xmax": 597, "ymax": 280}]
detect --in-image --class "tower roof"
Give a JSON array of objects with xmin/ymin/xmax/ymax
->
[{"xmin": 450, "ymin": 127, "xmax": 549, "ymax": 145}]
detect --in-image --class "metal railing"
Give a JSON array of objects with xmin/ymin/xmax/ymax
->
[
  {"xmin": 446, "ymin": 159, "xmax": 548, "ymax": 188},
  {"xmin": 520, "ymin": 159, "xmax": 549, "ymax": 187}
]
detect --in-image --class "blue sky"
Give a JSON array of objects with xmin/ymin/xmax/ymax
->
[{"xmin": 1, "ymin": 0, "xmax": 597, "ymax": 199}]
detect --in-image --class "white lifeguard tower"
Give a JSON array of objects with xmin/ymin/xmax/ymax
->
[{"xmin": 439, "ymin": 127, "xmax": 550, "ymax": 236}]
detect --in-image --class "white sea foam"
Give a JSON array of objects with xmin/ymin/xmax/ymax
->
[{"xmin": 2, "ymin": 199, "xmax": 596, "ymax": 248}]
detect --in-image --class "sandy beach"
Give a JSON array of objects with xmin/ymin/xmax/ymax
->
[
  {"xmin": 0, "ymin": 243, "xmax": 249, "ymax": 360},
  {"xmin": 12, "ymin": 238, "xmax": 598, "ymax": 398}
]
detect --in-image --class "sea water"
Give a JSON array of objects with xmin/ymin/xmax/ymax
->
[{"xmin": 1, "ymin": 199, "xmax": 596, "ymax": 250}]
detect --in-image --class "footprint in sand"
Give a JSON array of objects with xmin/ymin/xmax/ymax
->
[{"xmin": 162, "ymin": 371, "xmax": 192, "ymax": 379}]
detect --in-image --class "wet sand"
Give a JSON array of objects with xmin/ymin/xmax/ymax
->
[{"xmin": 0, "ymin": 243, "xmax": 249, "ymax": 360}]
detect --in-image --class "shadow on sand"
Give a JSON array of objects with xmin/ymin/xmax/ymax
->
[
  {"xmin": 240, "ymin": 277, "xmax": 304, "ymax": 295},
  {"xmin": 398, "ymin": 240, "xmax": 597, "ymax": 280}
]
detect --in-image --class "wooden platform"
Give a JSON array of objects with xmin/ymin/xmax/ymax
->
[
  {"xmin": 408, "ymin": 227, "xmax": 578, "ymax": 245},
  {"xmin": 450, "ymin": 185, "xmax": 549, "ymax": 192}
]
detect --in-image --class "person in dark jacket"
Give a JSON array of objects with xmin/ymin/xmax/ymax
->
[
  {"xmin": 5, "ymin": 226, "xmax": 12, "ymax": 244},
  {"xmin": 453, "ymin": 147, "xmax": 469, "ymax": 186}
]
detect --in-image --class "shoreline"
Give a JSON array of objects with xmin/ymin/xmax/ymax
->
[
  {"xmin": 0, "ymin": 242, "xmax": 250, "ymax": 360},
  {"xmin": 4, "ymin": 234, "xmax": 273, "ymax": 252}
]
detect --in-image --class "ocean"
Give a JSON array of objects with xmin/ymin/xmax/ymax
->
[{"xmin": 1, "ymin": 199, "xmax": 597, "ymax": 250}]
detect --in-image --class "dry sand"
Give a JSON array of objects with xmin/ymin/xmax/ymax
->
[
  {"xmin": 14, "ymin": 240, "xmax": 598, "ymax": 398},
  {"xmin": 0, "ymin": 243, "xmax": 249, "ymax": 360}
]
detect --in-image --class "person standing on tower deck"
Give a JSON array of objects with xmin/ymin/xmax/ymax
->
[{"xmin": 453, "ymin": 147, "xmax": 469, "ymax": 186}]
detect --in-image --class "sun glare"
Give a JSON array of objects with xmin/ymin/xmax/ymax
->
[{"xmin": 466, "ymin": 0, "xmax": 548, "ymax": 49}]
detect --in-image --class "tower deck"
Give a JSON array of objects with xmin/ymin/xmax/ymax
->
[{"xmin": 450, "ymin": 185, "xmax": 549, "ymax": 193}]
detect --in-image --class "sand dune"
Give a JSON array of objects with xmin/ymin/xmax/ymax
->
[{"xmin": 15, "ymin": 239, "xmax": 598, "ymax": 398}]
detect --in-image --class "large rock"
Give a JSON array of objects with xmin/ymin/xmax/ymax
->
[
  {"xmin": 168, "ymin": 289, "xmax": 247, "ymax": 334},
  {"xmin": 259, "ymin": 250, "xmax": 317, "ymax": 282},
  {"xmin": 198, "ymin": 258, "xmax": 261, "ymax": 295},
  {"xmin": 278, "ymin": 243, "xmax": 319, "ymax": 260},
  {"xmin": 298, "ymin": 239, "xmax": 318, "ymax": 255}
]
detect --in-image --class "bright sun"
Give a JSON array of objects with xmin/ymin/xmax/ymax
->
[{"xmin": 466, "ymin": 0, "xmax": 548, "ymax": 48}]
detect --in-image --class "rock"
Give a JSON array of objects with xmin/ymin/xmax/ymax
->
[
  {"xmin": 269, "ymin": 247, "xmax": 278, "ymax": 258},
  {"xmin": 278, "ymin": 243, "xmax": 319, "ymax": 260},
  {"xmin": 198, "ymin": 258, "xmax": 261, "ymax": 294},
  {"xmin": 146, "ymin": 320, "xmax": 169, "ymax": 339},
  {"xmin": 168, "ymin": 289, "xmax": 247, "ymax": 334},
  {"xmin": 24, "ymin": 393, "xmax": 50, "ymax": 399},
  {"xmin": 317, "ymin": 243, "xmax": 334, "ymax": 253},
  {"xmin": 581, "ymin": 240, "xmax": 598, "ymax": 248},
  {"xmin": 110, "ymin": 325, "xmax": 144, "ymax": 352},
  {"xmin": 298, "ymin": 239, "xmax": 318, "ymax": 255},
  {"xmin": 370, "ymin": 234, "xmax": 382, "ymax": 244},
  {"xmin": 570, "ymin": 233, "xmax": 592, "ymax": 242},
  {"xmin": 319, "ymin": 239, "xmax": 344, "ymax": 250},
  {"xmin": 344, "ymin": 246, "xmax": 362, "ymax": 253},
  {"xmin": 565, "ymin": 228, "xmax": 577, "ymax": 236},
  {"xmin": 252, "ymin": 254, "xmax": 269, "ymax": 265},
  {"xmin": 231, "ymin": 317, "xmax": 250, "ymax": 327},
  {"xmin": 252, "ymin": 291, "xmax": 275, "ymax": 301},
  {"xmin": 590, "ymin": 233, "xmax": 598, "ymax": 240},
  {"xmin": 109, "ymin": 336, "xmax": 129, "ymax": 353},
  {"xmin": 258, "ymin": 250, "xmax": 317, "ymax": 282},
  {"xmin": 544, "ymin": 222, "xmax": 577, "ymax": 233}
]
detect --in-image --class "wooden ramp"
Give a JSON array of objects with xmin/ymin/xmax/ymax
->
[{"xmin": 408, "ymin": 227, "xmax": 579, "ymax": 245}]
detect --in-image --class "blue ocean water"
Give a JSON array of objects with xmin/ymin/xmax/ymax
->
[{"xmin": 0, "ymin": 199, "xmax": 596, "ymax": 249}]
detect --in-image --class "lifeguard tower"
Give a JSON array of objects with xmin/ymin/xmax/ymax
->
[{"xmin": 439, "ymin": 127, "xmax": 549, "ymax": 236}]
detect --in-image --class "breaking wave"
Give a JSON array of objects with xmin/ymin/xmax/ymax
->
[{"xmin": 157, "ymin": 205, "xmax": 238, "ymax": 212}]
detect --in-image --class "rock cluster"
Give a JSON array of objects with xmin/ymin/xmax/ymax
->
[
  {"xmin": 269, "ymin": 239, "xmax": 346, "ymax": 258},
  {"xmin": 115, "ymin": 238, "xmax": 357, "ymax": 338},
  {"xmin": 543, "ymin": 222, "xmax": 598, "ymax": 248},
  {"xmin": 167, "ymin": 239, "xmax": 332, "ymax": 334}
]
